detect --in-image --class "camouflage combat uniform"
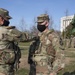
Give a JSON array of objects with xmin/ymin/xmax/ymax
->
[
  {"xmin": 0, "ymin": 8, "xmax": 28, "ymax": 75},
  {"xmin": 0, "ymin": 25, "xmax": 28, "ymax": 75},
  {"xmin": 31, "ymin": 14, "xmax": 65, "ymax": 75}
]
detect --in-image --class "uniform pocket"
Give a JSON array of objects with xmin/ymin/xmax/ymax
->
[{"xmin": 0, "ymin": 49, "xmax": 15, "ymax": 64}]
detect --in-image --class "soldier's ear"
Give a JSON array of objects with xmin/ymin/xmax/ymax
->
[
  {"xmin": 45, "ymin": 21, "xmax": 49, "ymax": 26},
  {"xmin": 0, "ymin": 16, "xmax": 4, "ymax": 24}
]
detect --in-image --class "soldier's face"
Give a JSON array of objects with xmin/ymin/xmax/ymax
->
[
  {"xmin": 38, "ymin": 20, "xmax": 49, "ymax": 26},
  {"xmin": 37, "ymin": 21, "xmax": 49, "ymax": 32},
  {"xmin": 0, "ymin": 16, "xmax": 4, "ymax": 25},
  {"xmin": 0, "ymin": 16, "xmax": 10, "ymax": 26}
]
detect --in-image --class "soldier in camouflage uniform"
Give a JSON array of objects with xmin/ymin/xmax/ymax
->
[
  {"xmin": 30, "ymin": 14, "xmax": 65, "ymax": 75},
  {"xmin": 0, "ymin": 8, "xmax": 28, "ymax": 75}
]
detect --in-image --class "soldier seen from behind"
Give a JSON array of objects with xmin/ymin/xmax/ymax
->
[
  {"xmin": 28, "ymin": 14, "xmax": 65, "ymax": 75},
  {"xmin": 0, "ymin": 8, "xmax": 29, "ymax": 75}
]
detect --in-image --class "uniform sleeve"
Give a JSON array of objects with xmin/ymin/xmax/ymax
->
[
  {"xmin": 5, "ymin": 28, "xmax": 28, "ymax": 42},
  {"xmin": 49, "ymin": 33, "xmax": 65, "ymax": 73}
]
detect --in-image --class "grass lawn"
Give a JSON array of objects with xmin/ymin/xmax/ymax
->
[
  {"xmin": 58, "ymin": 63, "xmax": 75, "ymax": 75},
  {"xmin": 16, "ymin": 68, "xmax": 29, "ymax": 75},
  {"xmin": 16, "ymin": 63, "xmax": 75, "ymax": 75}
]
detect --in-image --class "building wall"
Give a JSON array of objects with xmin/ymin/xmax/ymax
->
[{"xmin": 60, "ymin": 15, "xmax": 74, "ymax": 32}]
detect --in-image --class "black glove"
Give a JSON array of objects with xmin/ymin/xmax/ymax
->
[{"xmin": 28, "ymin": 56, "xmax": 34, "ymax": 64}]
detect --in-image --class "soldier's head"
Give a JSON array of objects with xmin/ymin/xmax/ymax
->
[
  {"xmin": 37, "ymin": 14, "xmax": 50, "ymax": 32},
  {"xmin": 0, "ymin": 8, "xmax": 12, "ymax": 26}
]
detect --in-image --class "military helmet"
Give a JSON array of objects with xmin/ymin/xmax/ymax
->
[
  {"xmin": 37, "ymin": 14, "xmax": 50, "ymax": 23},
  {"xmin": 0, "ymin": 8, "xmax": 12, "ymax": 19}
]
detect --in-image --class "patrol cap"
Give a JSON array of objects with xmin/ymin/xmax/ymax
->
[
  {"xmin": 37, "ymin": 14, "xmax": 50, "ymax": 23},
  {"xmin": 0, "ymin": 8, "xmax": 12, "ymax": 19}
]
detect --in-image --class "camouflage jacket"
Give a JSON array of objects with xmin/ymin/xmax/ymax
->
[
  {"xmin": 0, "ymin": 25, "xmax": 28, "ymax": 65},
  {"xmin": 0, "ymin": 26, "xmax": 28, "ymax": 49},
  {"xmin": 32, "ymin": 29, "xmax": 65, "ymax": 73},
  {"xmin": 33, "ymin": 29, "xmax": 61, "ymax": 56}
]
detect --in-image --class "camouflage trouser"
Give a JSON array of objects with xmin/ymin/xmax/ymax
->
[
  {"xmin": 33, "ymin": 55, "xmax": 55, "ymax": 75},
  {"xmin": 0, "ymin": 64, "xmax": 14, "ymax": 75}
]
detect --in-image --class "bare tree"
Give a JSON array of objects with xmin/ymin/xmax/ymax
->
[
  {"xmin": 49, "ymin": 16, "xmax": 54, "ymax": 29},
  {"xmin": 64, "ymin": 9, "xmax": 69, "ymax": 38},
  {"xmin": 30, "ymin": 17, "xmax": 38, "ymax": 37},
  {"xmin": 19, "ymin": 18, "xmax": 27, "ymax": 32},
  {"xmin": 44, "ymin": 10, "xmax": 54, "ymax": 29}
]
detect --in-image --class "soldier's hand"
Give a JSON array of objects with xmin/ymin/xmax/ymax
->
[
  {"xmin": 50, "ymin": 72, "xmax": 56, "ymax": 75},
  {"xmin": 50, "ymin": 73, "xmax": 54, "ymax": 75}
]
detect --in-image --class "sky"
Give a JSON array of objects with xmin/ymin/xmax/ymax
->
[{"xmin": 0, "ymin": 0, "xmax": 75, "ymax": 31}]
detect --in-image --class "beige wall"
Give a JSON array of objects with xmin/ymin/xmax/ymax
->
[{"xmin": 60, "ymin": 15, "xmax": 74, "ymax": 32}]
